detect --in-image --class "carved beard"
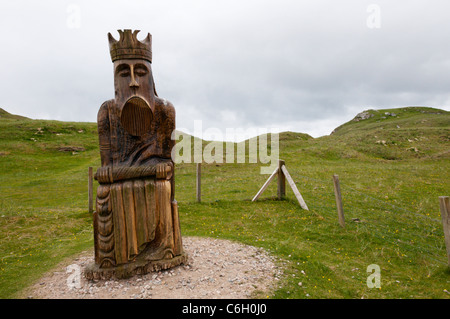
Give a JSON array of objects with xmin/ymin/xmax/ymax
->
[
  {"xmin": 113, "ymin": 59, "xmax": 155, "ymax": 137},
  {"xmin": 120, "ymin": 97, "xmax": 153, "ymax": 137}
]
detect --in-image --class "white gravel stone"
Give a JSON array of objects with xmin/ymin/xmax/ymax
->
[{"xmin": 24, "ymin": 236, "xmax": 283, "ymax": 299}]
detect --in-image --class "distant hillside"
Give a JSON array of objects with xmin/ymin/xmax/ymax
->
[
  {"xmin": 327, "ymin": 106, "xmax": 450, "ymax": 160},
  {"xmin": 0, "ymin": 108, "xmax": 29, "ymax": 120},
  {"xmin": 331, "ymin": 107, "xmax": 449, "ymax": 135},
  {"xmin": 0, "ymin": 106, "xmax": 448, "ymax": 163}
]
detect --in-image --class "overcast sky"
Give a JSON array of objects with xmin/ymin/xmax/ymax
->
[{"xmin": 1, "ymin": 0, "xmax": 450, "ymax": 140}]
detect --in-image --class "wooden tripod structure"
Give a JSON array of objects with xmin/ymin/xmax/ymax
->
[{"xmin": 252, "ymin": 160, "xmax": 309, "ymax": 210}]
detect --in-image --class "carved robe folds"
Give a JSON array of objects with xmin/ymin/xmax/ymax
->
[
  {"xmin": 95, "ymin": 174, "xmax": 182, "ymax": 268},
  {"xmin": 92, "ymin": 98, "xmax": 184, "ymax": 272}
]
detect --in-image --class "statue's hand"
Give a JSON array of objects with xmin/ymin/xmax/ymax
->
[
  {"xmin": 95, "ymin": 166, "xmax": 112, "ymax": 184},
  {"xmin": 95, "ymin": 162, "xmax": 172, "ymax": 183},
  {"xmin": 156, "ymin": 163, "xmax": 167, "ymax": 179}
]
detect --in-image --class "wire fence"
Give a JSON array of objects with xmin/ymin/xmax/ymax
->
[{"xmin": 293, "ymin": 171, "xmax": 448, "ymax": 266}]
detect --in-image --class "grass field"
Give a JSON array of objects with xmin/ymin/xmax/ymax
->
[{"xmin": 0, "ymin": 106, "xmax": 449, "ymax": 299}]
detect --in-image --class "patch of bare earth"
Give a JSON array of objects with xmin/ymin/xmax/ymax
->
[{"xmin": 25, "ymin": 236, "xmax": 283, "ymax": 299}]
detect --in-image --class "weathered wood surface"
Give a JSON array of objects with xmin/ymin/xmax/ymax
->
[
  {"xmin": 439, "ymin": 196, "xmax": 450, "ymax": 266},
  {"xmin": 94, "ymin": 163, "xmax": 172, "ymax": 183},
  {"xmin": 280, "ymin": 165, "xmax": 309, "ymax": 210},
  {"xmin": 252, "ymin": 162, "xmax": 310, "ymax": 212},
  {"xmin": 252, "ymin": 167, "xmax": 279, "ymax": 202},
  {"xmin": 333, "ymin": 174, "xmax": 345, "ymax": 228},
  {"xmin": 88, "ymin": 29, "xmax": 186, "ymax": 278},
  {"xmin": 172, "ymin": 200, "xmax": 183, "ymax": 256},
  {"xmin": 277, "ymin": 160, "xmax": 286, "ymax": 199}
]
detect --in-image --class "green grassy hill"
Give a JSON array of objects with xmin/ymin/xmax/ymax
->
[
  {"xmin": 0, "ymin": 108, "xmax": 29, "ymax": 121},
  {"xmin": 0, "ymin": 106, "xmax": 449, "ymax": 299},
  {"xmin": 330, "ymin": 107, "xmax": 449, "ymax": 161}
]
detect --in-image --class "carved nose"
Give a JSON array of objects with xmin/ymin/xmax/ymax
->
[
  {"xmin": 129, "ymin": 68, "xmax": 139, "ymax": 88},
  {"xmin": 129, "ymin": 77, "xmax": 139, "ymax": 88}
]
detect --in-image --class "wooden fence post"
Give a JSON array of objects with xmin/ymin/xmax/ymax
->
[
  {"xmin": 88, "ymin": 166, "xmax": 93, "ymax": 213},
  {"xmin": 252, "ymin": 167, "xmax": 279, "ymax": 202},
  {"xmin": 280, "ymin": 164, "xmax": 309, "ymax": 211},
  {"xmin": 196, "ymin": 163, "xmax": 201, "ymax": 202},
  {"xmin": 333, "ymin": 174, "xmax": 345, "ymax": 228},
  {"xmin": 277, "ymin": 160, "xmax": 286, "ymax": 199},
  {"xmin": 439, "ymin": 196, "xmax": 450, "ymax": 266},
  {"xmin": 252, "ymin": 160, "xmax": 309, "ymax": 211}
]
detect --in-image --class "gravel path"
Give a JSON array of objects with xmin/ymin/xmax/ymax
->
[{"xmin": 25, "ymin": 236, "xmax": 283, "ymax": 299}]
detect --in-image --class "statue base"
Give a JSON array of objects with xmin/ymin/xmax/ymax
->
[{"xmin": 84, "ymin": 252, "xmax": 188, "ymax": 280}]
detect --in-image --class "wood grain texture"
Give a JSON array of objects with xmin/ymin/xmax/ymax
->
[
  {"xmin": 120, "ymin": 97, "xmax": 153, "ymax": 137},
  {"xmin": 144, "ymin": 179, "xmax": 157, "ymax": 242},
  {"xmin": 111, "ymin": 183, "xmax": 127, "ymax": 265},
  {"xmin": 277, "ymin": 160, "xmax": 286, "ymax": 199},
  {"xmin": 252, "ymin": 167, "xmax": 279, "ymax": 202},
  {"xmin": 171, "ymin": 200, "xmax": 183, "ymax": 256},
  {"xmin": 333, "ymin": 174, "xmax": 345, "ymax": 228},
  {"xmin": 280, "ymin": 165, "xmax": 309, "ymax": 210},
  {"xmin": 439, "ymin": 196, "xmax": 450, "ymax": 266}
]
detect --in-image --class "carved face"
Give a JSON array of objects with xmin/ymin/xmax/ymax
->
[
  {"xmin": 114, "ymin": 59, "xmax": 154, "ymax": 104},
  {"xmin": 114, "ymin": 59, "xmax": 154, "ymax": 137}
]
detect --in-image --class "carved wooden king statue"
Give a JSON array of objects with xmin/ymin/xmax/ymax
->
[{"xmin": 85, "ymin": 30, "xmax": 186, "ymax": 279}]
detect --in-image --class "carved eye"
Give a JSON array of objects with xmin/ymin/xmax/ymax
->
[
  {"xmin": 119, "ymin": 70, "xmax": 130, "ymax": 77},
  {"xmin": 116, "ymin": 64, "xmax": 131, "ymax": 77},
  {"xmin": 134, "ymin": 65, "xmax": 148, "ymax": 77}
]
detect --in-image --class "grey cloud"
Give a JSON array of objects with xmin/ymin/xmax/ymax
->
[{"xmin": 0, "ymin": 0, "xmax": 449, "ymax": 138}]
